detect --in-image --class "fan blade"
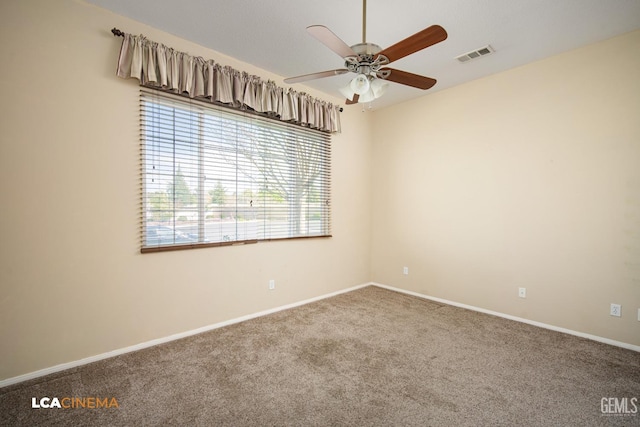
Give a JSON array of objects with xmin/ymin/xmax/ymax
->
[
  {"xmin": 345, "ymin": 94, "xmax": 360, "ymax": 105},
  {"xmin": 307, "ymin": 25, "xmax": 358, "ymax": 59},
  {"xmin": 382, "ymin": 68, "xmax": 437, "ymax": 90},
  {"xmin": 377, "ymin": 25, "xmax": 447, "ymax": 63},
  {"xmin": 284, "ymin": 69, "xmax": 349, "ymax": 84}
]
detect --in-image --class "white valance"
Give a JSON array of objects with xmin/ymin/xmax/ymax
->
[{"xmin": 116, "ymin": 33, "xmax": 341, "ymax": 133}]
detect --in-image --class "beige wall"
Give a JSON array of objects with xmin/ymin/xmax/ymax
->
[
  {"xmin": 0, "ymin": 0, "xmax": 372, "ymax": 381},
  {"xmin": 371, "ymin": 30, "xmax": 640, "ymax": 346}
]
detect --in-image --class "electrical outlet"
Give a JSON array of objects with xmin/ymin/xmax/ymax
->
[
  {"xmin": 637, "ymin": 308, "xmax": 640, "ymax": 322},
  {"xmin": 269, "ymin": 279, "xmax": 275, "ymax": 290},
  {"xmin": 403, "ymin": 267, "xmax": 409, "ymax": 275},
  {"xmin": 518, "ymin": 287, "xmax": 526, "ymax": 298},
  {"xmin": 610, "ymin": 303, "xmax": 621, "ymax": 317}
]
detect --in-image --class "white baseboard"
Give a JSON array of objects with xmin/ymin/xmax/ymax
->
[
  {"xmin": 371, "ymin": 282, "xmax": 640, "ymax": 353},
  {"xmin": 0, "ymin": 283, "xmax": 370, "ymax": 388},
  {"xmin": 4, "ymin": 281, "xmax": 637, "ymax": 388}
]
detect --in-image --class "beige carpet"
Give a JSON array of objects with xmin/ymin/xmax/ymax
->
[{"xmin": 1, "ymin": 286, "xmax": 639, "ymax": 426}]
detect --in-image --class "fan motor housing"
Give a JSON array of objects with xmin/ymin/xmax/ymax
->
[
  {"xmin": 351, "ymin": 42, "xmax": 382, "ymax": 56},
  {"xmin": 346, "ymin": 43, "xmax": 389, "ymax": 76}
]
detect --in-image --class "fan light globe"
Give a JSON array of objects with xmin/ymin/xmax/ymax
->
[
  {"xmin": 350, "ymin": 74, "xmax": 370, "ymax": 95},
  {"xmin": 339, "ymin": 84, "xmax": 356, "ymax": 100},
  {"xmin": 358, "ymin": 89, "xmax": 376, "ymax": 103},
  {"xmin": 371, "ymin": 78, "xmax": 388, "ymax": 98}
]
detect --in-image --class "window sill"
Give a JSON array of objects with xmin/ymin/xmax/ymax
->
[{"xmin": 140, "ymin": 235, "xmax": 332, "ymax": 253}]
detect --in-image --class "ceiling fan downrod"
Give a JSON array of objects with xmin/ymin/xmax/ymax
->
[{"xmin": 362, "ymin": 0, "xmax": 367, "ymax": 43}]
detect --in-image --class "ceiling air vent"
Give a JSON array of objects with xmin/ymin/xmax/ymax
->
[{"xmin": 456, "ymin": 45, "xmax": 495, "ymax": 63}]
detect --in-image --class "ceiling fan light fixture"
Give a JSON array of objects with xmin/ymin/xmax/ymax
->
[
  {"xmin": 355, "ymin": 77, "xmax": 387, "ymax": 103},
  {"xmin": 350, "ymin": 74, "xmax": 370, "ymax": 95}
]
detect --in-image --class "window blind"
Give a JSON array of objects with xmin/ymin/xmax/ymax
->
[{"xmin": 140, "ymin": 89, "xmax": 331, "ymax": 252}]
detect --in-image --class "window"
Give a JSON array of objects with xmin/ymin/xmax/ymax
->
[{"xmin": 140, "ymin": 89, "xmax": 331, "ymax": 252}]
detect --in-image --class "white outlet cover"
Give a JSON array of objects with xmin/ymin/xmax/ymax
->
[
  {"xmin": 610, "ymin": 303, "xmax": 621, "ymax": 317},
  {"xmin": 518, "ymin": 288, "xmax": 526, "ymax": 298}
]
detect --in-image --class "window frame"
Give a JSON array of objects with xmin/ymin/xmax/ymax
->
[{"xmin": 139, "ymin": 89, "xmax": 332, "ymax": 253}]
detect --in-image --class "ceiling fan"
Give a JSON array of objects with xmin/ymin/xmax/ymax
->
[{"xmin": 284, "ymin": 0, "xmax": 447, "ymax": 105}]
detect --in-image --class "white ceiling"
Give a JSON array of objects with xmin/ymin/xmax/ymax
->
[{"xmin": 87, "ymin": 0, "xmax": 640, "ymax": 110}]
